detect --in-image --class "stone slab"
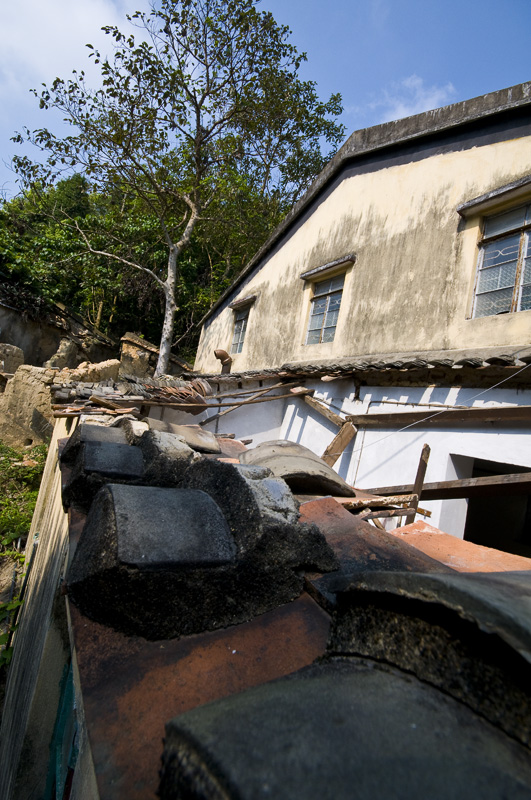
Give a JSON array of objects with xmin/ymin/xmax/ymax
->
[
  {"xmin": 239, "ymin": 439, "xmax": 356, "ymax": 497},
  {"xmin": 161, "ymin": 659, "xmax": 531, "ymax": 800},
  {"xmin": 82, "ymin": 441, "xmax": 144, "ymax": 478},
  {"xmin": 145, "ymin": 418, "xmax": 221, "ymax": 453}
]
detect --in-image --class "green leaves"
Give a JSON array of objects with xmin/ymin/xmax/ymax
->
[{"xmin": 8, "ymin": 0, "xmax": 344, "ymax": 369}]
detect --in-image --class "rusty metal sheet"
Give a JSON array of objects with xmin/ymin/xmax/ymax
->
[{"xmin": 69, "ymin": 592, "xmax": 330, "ymax": 800}]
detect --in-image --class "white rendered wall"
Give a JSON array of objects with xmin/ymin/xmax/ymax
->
[{"xmin": 160, "ymin": 378, "xmax": 531, "ymax": 539}]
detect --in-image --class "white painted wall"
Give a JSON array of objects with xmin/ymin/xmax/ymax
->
[{"xmin": 163, "ymin": 377, "xmax": 531, "ymax": 540}]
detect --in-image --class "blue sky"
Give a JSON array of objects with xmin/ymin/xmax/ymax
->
[{"xmin": 1, "ymin": 0, "xmax": 530, "ymax": 198}]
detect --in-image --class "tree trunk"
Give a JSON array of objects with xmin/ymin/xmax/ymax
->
[
  {"xmin": 95, "ymin": 300, "xmax": 104, "ymax": 330},
  {"xmin": 155, "ymin": 247, "xmax": 178, "ymax": 376}
]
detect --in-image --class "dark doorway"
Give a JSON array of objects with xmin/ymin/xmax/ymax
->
[{"xmin": 464, "ymin": 458, "xmax": 531, "ymax": 557}]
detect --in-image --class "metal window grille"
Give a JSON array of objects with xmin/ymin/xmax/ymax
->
[
  {"xmin": 473, "ymin": 204, "xmax": 531, "ymax": 318},
  {"xmin": 306, "ymin": 274, "xmax": 345, "ymax": 344}
]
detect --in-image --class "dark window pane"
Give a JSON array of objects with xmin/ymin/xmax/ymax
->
[
  {"xmin": 477, "ymin": 261, "xmax": 518, "ymax": 293},
  {"xmin": 330, "ymin": 274, "xmax": 345, "ymax": 291},
  {"xmin": 312, "ymin": 296, "xmax": 328, "ymax": 313},
  {"xmin": 474, "ymin": 287, "xmax": 513, "ymax": 317},
  {"xmin": 314, "ymin": 278, "xmax": 332, "ymax": 296},
  {"xmin": 328, "ymin": 292, "xmax": 342, "ymax": 311},
  {"xmin": 324, "ymin": 309, "xmax": 339, "ymax": 328},
  {"xmin": 306, "ymin": 329, "xmax": 321, "ymax": 344},
  {"xmin": 321, "ymin": 327, "xmax": 336, "ymax": 343},
  {"xmin": 308, "ymin": 313, "xmax": 325, "ymax": 331},
  {"xmin": 481, "ymin": 235, "xmax": 520, "ymax": 268},
  {"xmin": 484, "ymin": 207, "xmax": 526, "ymax": 237},
  {"xmin": 520, "ymin": 283, "xmax": 531, "ymax": 311}
]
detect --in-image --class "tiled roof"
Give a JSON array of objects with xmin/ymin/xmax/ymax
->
[{"xmin": 28, "ymin": 415, "xmax": 531, "ymax": 797}]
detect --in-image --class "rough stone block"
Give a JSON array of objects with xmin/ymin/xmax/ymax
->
[
  {"xmin": 71, "ymin": 484, "xmax": 235, "ymax": 571},
  {"xmin": 0, "ymin": 343, "xmax": 24, "ymax": 374},
  {"xmin": 62, "ymin": 440, "xmax": 144, "ymax": 511},
  {"xmin": 145, "ymin": 417, "xmax": 221, "ymax": 454},
  {"xmin": 160, "ymin": 660, "xmax": 531, "ymax": 800},
  {"xmin": 183, "ymin": 458, "xmax": 337, "ymax": 575},
  {"xmin": 239, "ymin": 439, "xmax": 356, "ymax": 497},
  {"xmin": 329, "ymin": 570, "xmax": 531, "ymax": 749},
  {"xmin": 136, "ymin": 429, "xmax": 200, "ymax": 486},
  {"xmin": 60, "ymin": 422, "xmax": 128, "ymax": 466},
  {"xmin": 67, "ymin": 484, "xmax": 301, "ymax": 639},
  {"xmin": 183, "ymin": 460, "xmax": 299, "ymax": 552}
]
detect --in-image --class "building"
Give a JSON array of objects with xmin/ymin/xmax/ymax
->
[
  {"xmin": 3, "ymin": 84, "xmax": 531, "ymax": 800},
  {"xmin": 190, "ymin": 82, "xmax": 531, "ymax": 554}
]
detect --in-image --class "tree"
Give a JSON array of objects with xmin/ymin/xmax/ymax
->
[{"xmin": 13, "ymin": 0, "xmax": 344, "ymax": 375}]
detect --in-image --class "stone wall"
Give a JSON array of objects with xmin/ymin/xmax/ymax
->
[{"xmin": 0, "ymin": 360, "xmax": 120, "ymax": 448}]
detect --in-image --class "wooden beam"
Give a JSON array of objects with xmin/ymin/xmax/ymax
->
[
  {"xmin": 403, "ymin": 443, "xmax": 430, "ymax": 525},
  {"xmin": 346, "ymin": 405, "xmax": 531, "ymax": 428},
  {"xmin": 198, "ymin": 382, "xmax": 304, "ymax": 426},
  {"xmin": 334, "ymin": 494, "xmax": 419, "ymax": 510},
  {"xmin": 365, "ymin": 471, "xmax": 531, "ymax": 500},
  {"xmin": 303, "ymin": 395, "xmax": 345, "ymax": 427},
  {"xmin": 321, "ymin": 422, "xmax": 358, "ymax": 466}
]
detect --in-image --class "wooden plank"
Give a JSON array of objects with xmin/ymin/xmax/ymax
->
[
  {"xmin": 346, "ymin": 405, "xmax": 531, "ymax": 428},
  {"xmin": 359, "ymin": 508, "xmax": 419, "ymax": 520},
  {"xmin": 303, "ymin": 395, "xmax": 345, "ymax": 427},
  {"xmin": 403, "ymin": 443, "xmax": 430, "ymax": 525},
  {"xmin": 143, "ymin": 389, "xmax": 307, "ymax": 411},
  {"xmin": 198, "ymin": 382, "xmax": 303, "ymax": 427},
  {"xmin": 321, "ymin": 422, "xmax": 357, "ymax": 467},
  {"xmin": 334, "ymin": 494, "xmax": 419, "ymax": 510},
  {"xmin": 365, "ymin": 471, "xmax": 531, "ymax": 500}
]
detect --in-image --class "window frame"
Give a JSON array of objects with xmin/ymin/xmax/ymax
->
[
  {"xmin": 471, "ymin": 203, "xmax": 531, "ymax": 319},
  {"xmin": 305, "ymin": 272, "xmax": 345, "ymax": 345},
  {"xmin": 230, "ymin": 305, "xmax": 250, "ymax": 354}
]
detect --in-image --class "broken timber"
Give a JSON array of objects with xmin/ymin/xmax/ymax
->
[
  {"xmin": 301, "ymin": 394, "xmax": 345, "ymax": 427},
  {"xmin": 403, "ymin": 443, "xmax": 430, "ymax": 524},
  {"xmin": 366, "ymin": 471, "xmax": 531, "ymax": 500},
  {"xmin": 321, "ymin": 422, "xmax": 358, "ymax": 467},
  {"xmin": 346, "ymin": 404, "xmax": 531, "ymax": 428}
]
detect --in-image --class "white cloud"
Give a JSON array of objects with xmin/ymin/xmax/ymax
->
[
  {"xmin": 0, "ymin": 0, "xmax": 148, "ymax": 98},
  {"xmin": 0, "ymin": 0, "xmax": 150, "ymax": 196},
  {"xmin": 371, "ymin": 75, "xmax": 457, "ymax": 123}
]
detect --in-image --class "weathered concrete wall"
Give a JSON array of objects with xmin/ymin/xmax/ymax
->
[{"xmin": 195, "ymin": 134, "xmax": 531, "ymax": 373}]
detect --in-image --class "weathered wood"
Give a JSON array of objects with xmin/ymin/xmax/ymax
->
[
  {"xmin": 403, "ymin": 443, "xmax": 431, "ymax": 524},
  {"xmin": 346, "ymin": 404, "xmax": 531, "ymax": 428},
  {"xmin": 198, "ymin": 382, "xmax": 303, "ymax": 426},
  {"xmin": 366, "ymin": 471, "xmax": 531, "ymax": 500},
  {"xmin": 359, "ymin": 508, "xmax": 418, "ymax": 520},
  {"xmin": 321, "ymin": 422, "xmax": 358, "ymax": 466},
  {"xmin": 89, "ymin": 394, "xmax": 122, "ymax": 410},
  {"xmin": 144, "ymin": 389, "xmax": 307, "ymax": 411},
  {"xmin": 334, "ymin": 494, "xmax": 419, "ymax": 510},
  {"xmin": 303, "ymin": 394, "xmax": 345, "ymax": 427}
]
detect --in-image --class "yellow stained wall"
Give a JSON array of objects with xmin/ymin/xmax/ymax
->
[{"xmin": 195, "ymin": 136, "xmax": 531, "ymax": 373}]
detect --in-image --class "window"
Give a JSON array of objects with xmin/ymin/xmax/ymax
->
[
  {"xmin": 473, "ymin": 204, "xmax": 531, "ymax": 318},
  {"xmin": 231, "ymin": 307, "xmax": 249, "ymax": 353},
  {"xmin": 306, "ymin": 273, "xmax": 344, "ymax": 344}
]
